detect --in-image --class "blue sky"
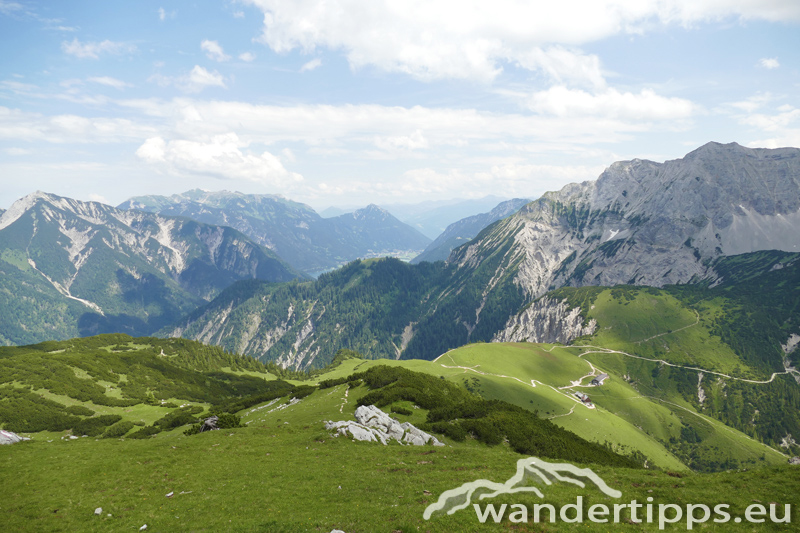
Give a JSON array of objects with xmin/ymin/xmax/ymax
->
[{"xmin": 1, "ymin": 1, "xmax": 799, "ymax": 211}]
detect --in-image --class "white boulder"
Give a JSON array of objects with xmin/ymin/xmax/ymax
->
[
  {"xmin": 325, "ymin": 405, "xmax": 444, "ymax": 446},
  {"xmin": 0, "ymin": 430, "xmax": 29, "ymax": 445}
]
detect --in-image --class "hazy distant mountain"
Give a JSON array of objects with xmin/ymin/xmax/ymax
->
[
  {"xmin": 119, "ymin": 190, "xmax": 430, "ymax": 275},
  {"xmin": 0, "ymin": 191, "xmax": 300, "ymax": 345},
  {"xmin": 411, "ymin": 198, "xmax": 531, "ymax": 264},
  {"xmin": 380, "ymin": 196, "xmax": 511, "ymax": 239},
  {"xmin": 318, "ymin": 206, "xmax": 354, "ymax": 218}
]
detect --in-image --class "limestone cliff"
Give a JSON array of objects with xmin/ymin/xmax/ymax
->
[{"xmin": 493, "ymin": 297, "xmax": 597, "ymax": 344}]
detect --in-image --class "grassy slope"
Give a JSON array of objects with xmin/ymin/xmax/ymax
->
[
  {"xmin": 3, "ymin": 382, "xmax": 798, "ymax": 532},
  {"xmin": 301, "ymin": 342, "xmax": 785, "ymax": 473},
  {"xmin": 576, "ymin": 289, "xmax": 753, "ymax": 377},
  {"xmin": 0, "ymin": 335, "xmax": 283, "ymax": 437}
]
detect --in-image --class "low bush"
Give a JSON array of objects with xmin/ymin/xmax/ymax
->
[
  {"xmin": 72, "ymin": 415, "xmax": 122, "ymax": 437},
  {"xmin": 103, "ymin": 420, "xmax": 135, "ymax": 438},
  {"xmin": 127, "ymin": 425, "xmax": 161, "ymax": 439}
]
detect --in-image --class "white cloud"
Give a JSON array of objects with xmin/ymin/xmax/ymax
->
[
  {"xmin": 201, "ymin": 40, "xmax": 231, "ymax": 62},
  {"xmin": 374, "ymin": 129, "xmax": 428, "ymax": 151},
  {"xmin": 87, "ymin": 76, "xmax": 130, "ymax": 90},
  {"xmin": 61, "ymin": 38, "xmax": 136, "ymax": 59},
  {"xmin": 526, "ymin": 86, "xmax": 695, "ymax": 121},
  {"xmin": 0, "ymin": 1, "xmax": 23, "ymax": 15},
  {"xmin": 118, "ymin": 97, "xmax": 695, "ymax": 153},
  {"xmin": 4, "ymin": 147, "xmax": 31, "ymax": 155},
  {"xmin": 150, "ymin": 66, "xmax": 227, "ymax": 93},
  {"xmin": 281, "ymin": 147, "xmax": 295, "ymax": 162},
  {"xmin": 136, "ymin": 133, "xmax": 304, "ymax": 187},
  {"xmin": 157, "ymin": 7, "xmax": 176, "ymax": 20},
  {"xmin": 184, "ymin": 66, "xmax": 226, "ymax": 92},
  {"xmin": 299, "ymin": 58, "xmax": 322, "ymax": 72},
  {"xmin": 243, "ymin": 0, "xmax": 800, "ymax": 82},
  {"xmin": 721, "ymin": 94, "xmax": 800, "ymax": 149},
  {"xmin": 307, "ymin": 162, "xmax": 602, "ymax": 202},
  {"xmin": 515, "ymin": 47, "xmax": 606, "ymax": 89},
  {"xmin": 233, "ymin": 10, "xmax": 245, "ymax": 18},
  {"xmin": 726, "ymin": 93, "xmax": 773, "ymax": 113},
  {"xmin": 0, "ymin": 106, "xmax": 157, "ymax": 143},
  {"xmin": 1, "ymin": 79, "xmax": 39, "ymax": 94},
  {"xmin": 239, "ymin": 51, "xmax": 256, "ymax": 62},
  {"xmin": 758, "ymin": 57, "xmax": 780, "ymax": 69},
  {"xmin": 88, "ymin": 193, "xmax": 110, "ymax": 204},
  {"xmin": 742, "ymin": 106, "xmax": 800, "ymax": 132}
]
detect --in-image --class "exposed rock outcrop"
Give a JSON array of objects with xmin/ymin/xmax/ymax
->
[
  {"xmin": 325, "ymin": 405, "xmax": 444, "ymax": 446},
  {"xmin": 0, "ymin": 429, "xmax": 29, "ymax": 445},
  {"xmin": 493, "ymin": 297, "xmax": 596, "ymax": 344}
]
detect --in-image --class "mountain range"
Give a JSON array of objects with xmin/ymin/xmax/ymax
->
[
  {"xmin": 119, "ymin": 190, "xmax": 431, "ymax": 275},
  {"xmin": 162, "ymin": 142, "xmax": 800, "ymax": 369},
  {"xmin": 0, "ymin": 192, "xmax": 301, "ymax": 344}
]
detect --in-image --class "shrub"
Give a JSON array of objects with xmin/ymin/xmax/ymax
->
[
  {"xmin": 292, "ymin": 385, "xmax": 316, "ymax": 399},
  {"xmin": 103, "ymin": 420, "xmax": 135, "ymax": 438},
  {"xmin": 65, "ymin": 405, "xmax": 95, "ymax": 417},
  {"xmin": 390, "ymin": 405, "xmax": 412, "ymax": 416},
  {"xmin": 72, "ymin": 415, "xmax": 122, "ymax": 437},
  {"xmin": 127, "ymin": 425, "xmax": 161, "ymax": 439}
]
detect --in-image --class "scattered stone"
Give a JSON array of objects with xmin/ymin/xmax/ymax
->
[
  {"xmin": 140, "ymin": 525, "xmax": 147, "ymax": 531},
  {"xmin": 165, "ymin": 492, "xmax": 174, "ymax": 498},
  {"xmin": 0, "ymin": 430, "xmax": 30, "ymax": 445},
  {"xmin": 94, "ymin": 507, "xmax": 102, "ymax": 515},
  {"xmin": 789, "ymin": 457, "xmax": 800, "ymax": 465}
]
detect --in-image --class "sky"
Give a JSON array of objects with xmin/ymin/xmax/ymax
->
[{"xmin": 1, "ymin": 1, "xmax": 799, "ymax": 212}]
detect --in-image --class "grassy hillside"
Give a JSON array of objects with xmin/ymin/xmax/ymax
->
[
  {"xmin": 546, "ymin": 271, "xmax": 800, "ymax": 460},
  {"xmin": 302, "ymin": 343, "xmax": 787, "ymax": 473},
  {"xmin": 0, "ymin": 334, "xmax": 310, "ymax": 439},
  {"xmin": 3, "ymin": 368, "xmax": 798, "ymax": 532}
]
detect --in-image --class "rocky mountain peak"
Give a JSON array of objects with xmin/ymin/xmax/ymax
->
[
  {"xmin": 0, "ymin": 190, "xmax": 63, "ymax": 231},
  {"xmin": 450, "ymin": 142, "xmax": 800, "ymax": 300},
  {"xmin": 353, "ymin": 204, "xmax": 392, "ymax": 219}
]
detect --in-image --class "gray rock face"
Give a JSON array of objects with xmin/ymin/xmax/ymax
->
[
  {"xmin": 450, "ymin": 142, "xmax": 800, "ymax": 299},
  {"xmin": 493, "ymin": 296, "xmax": 597, "ymax": 344},
  {"xmin": 0, "ymin": 429, "xmax": 29, "ymax": 445},
  {"xmin": 325, "ymin": 405, "xmax": 444, "ymax": 447}
]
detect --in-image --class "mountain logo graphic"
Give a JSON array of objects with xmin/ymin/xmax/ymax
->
[{"xmin": 423, "ymin": 456, "xmax": 621, "ymax": 520}]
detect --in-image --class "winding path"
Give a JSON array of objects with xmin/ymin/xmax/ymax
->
[
  {"xmin": 437, "ymin": 353, "xmax": 596, "ymax": 411},
  {"xmin": 573, "ymin": 344, "xmax": 799, "ymax": 385}
]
